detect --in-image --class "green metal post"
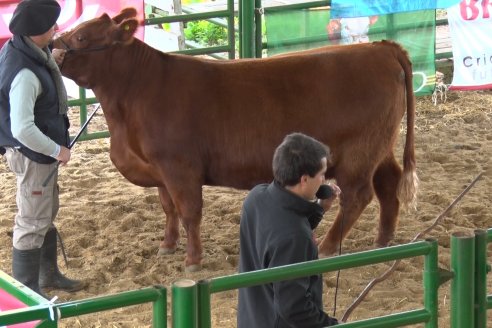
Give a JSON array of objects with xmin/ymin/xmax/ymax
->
[
  {"xmin": 474, "ymin": 230, "xmax": 487, "ymax": 328},
  {"xmin": 423, "ymin": 239, "xmax": 439, "ymax": 328},
  {"xmin": 487, "ymin": 228, "xmax": 492, "ymax": 310},
  {"xmin": 227, "ymin": 0, "xmax": 235, "ymax": 59},
  {"xmin": 240, "ymin": 0, "xmax": 255, "ymax": 58},
  {"xmin": 172, "ymin": 279, "xmax": 197, "ymax": 328},
  {"xmin": 152, "ymin": 285, "xmax": 167, "ymax": 328},
  {"xmin": 197, "ymin": 280, "xmax": 212, "ymax": 328},
  {"xmin": 78, "ymin": 87, "xmax": 88, "ymax": 138},
  {"xmin": 254, "ymin": 0, "xmax": 262, "ymax": 58},
  {"xmin": 451, "ymin": 231, "xmax": 475, "ymax": 328}
]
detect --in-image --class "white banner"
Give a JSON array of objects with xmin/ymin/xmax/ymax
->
[{"xmin": 448, "ymin": 0, "xmax": 492, "ymax": 90}]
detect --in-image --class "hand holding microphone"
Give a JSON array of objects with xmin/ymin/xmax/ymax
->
[{"xmin": 316, "ymin": 182, "xmax": 341, "ymax": 212}]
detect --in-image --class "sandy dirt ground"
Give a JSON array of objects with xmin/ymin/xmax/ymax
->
[{"xmin": 0, "ymin": 89, "xmax": 491, "ymax": 327}]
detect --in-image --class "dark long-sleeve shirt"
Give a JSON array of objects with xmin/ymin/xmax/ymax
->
[{"xmin": 237, "ymin": 182, "xmax": 338, "ymax": 328}]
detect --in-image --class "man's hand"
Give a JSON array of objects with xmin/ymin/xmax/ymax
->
[
  {"xmin": 318, "ymin": 183, "xmax": 341, "ymax": 212},
  {"xmin": 52, "ymin": 48, "xmax": 66, "ymax": 67},
  {"xmin": 56, "ymin": 146, "xmax": 71, "ymax": 165}
]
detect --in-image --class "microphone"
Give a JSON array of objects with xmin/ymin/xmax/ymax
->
[{"xmin": 316, "ymin": 184, "xmax": 334, "ymax": 199}]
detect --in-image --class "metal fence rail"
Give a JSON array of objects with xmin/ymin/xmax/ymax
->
[
  {"xmin": 0, "ymin": 277, "xmax": 167, "ymax": 328},
  {"xmin": 1, "ymin": 228, "xmax": 490, "ymax": 327},
  {"xmin": 173, "ymin": 240, "xmax": 442, "ymax": 328}
]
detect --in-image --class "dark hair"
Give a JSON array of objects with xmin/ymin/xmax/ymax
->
[{"xmin": 272, "ymin": 133, "xmax": 331, "ymax": 187}]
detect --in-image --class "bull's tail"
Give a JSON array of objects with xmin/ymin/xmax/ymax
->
[{"xmin": 392, "ymin": 41, "xmax": 419, "ymax": 209}]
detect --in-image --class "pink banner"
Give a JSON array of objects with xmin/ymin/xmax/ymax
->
[{"xmin": 0, "ymin": 0, "xmax": 144, "ymax": 48}]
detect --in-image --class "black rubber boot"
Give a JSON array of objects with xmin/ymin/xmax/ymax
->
[
  {"xmin": 39, "ymin": 228, "xmax": 86, "ymax": 292},
  {"xmin": 12, "ymin": 247, "xmax": 48, "ymax": 298}
]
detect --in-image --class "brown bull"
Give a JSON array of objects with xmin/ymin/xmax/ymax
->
[{"xmin": 53, "ymin": 8, "xmax": 418, "ymax": 272}]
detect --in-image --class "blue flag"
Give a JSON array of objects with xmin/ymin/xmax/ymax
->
[{"xmin": 331, "ymin": 0, "xmax": 462, "ymax": 18}]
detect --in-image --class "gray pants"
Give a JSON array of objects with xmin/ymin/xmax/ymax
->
[{"xmin": 4, "ymin": 148, "xmax": 58, "ymax": 250}]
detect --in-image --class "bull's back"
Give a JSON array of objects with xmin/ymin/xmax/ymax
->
[{"xmin": 194, "ymin": 41, "xmax": 409, "ymax": 188}]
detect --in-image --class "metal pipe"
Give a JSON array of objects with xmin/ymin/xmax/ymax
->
[
  {"xmin": 145, "ymin": 10, "xmax": 229, "ymax": 25},
  {"xmin": 324, "ymin": 309, "xmax": 430, "ymax": 328},
  {"xmin": 423, "ymin": 239, "xmax": 439, "ymax": 328},
  {"xmin": 0, "ymin": 286, "xmax": 166, "ymax": 326},
  {"xmin": 474, "ymin": 230, "xmax": 487, "ymax": 328},
  {"xmin": 172, "ymin": 279, "xmax": 197, "ymax": 328},
  {"xmin": 152, "ymin": 285, "xmax": 167, "ymax": 328},
  {"xmin": 227, "ymin": 0, "xmax": 236, "ymax": 59},
  {"xmin": 240, "ymin": 0, "xmax": 255, "ymax": 58},
  {"xmin": 210, "ymin": 241, "xmax": 432, "ymax": 293},
  {"xmin": 451, "ymin": 231, "xmax": 475, "ymax": 328},
  {"xmin": 197, "ymin": 280, "xmax": 212, "ymax": 328},
  {"xmin": 41, "ymin": 105, "xmax": 101, "ymax": 187}
]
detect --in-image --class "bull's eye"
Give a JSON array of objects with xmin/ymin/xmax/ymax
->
[{"xmin": 76, "ymin": 35, "xmax": 85, "ymax": 42}]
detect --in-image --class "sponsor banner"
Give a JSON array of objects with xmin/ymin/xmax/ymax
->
[
  {"xmin": 448, "ymin": 0, "xmax": 492, "ymax": 90},
  {"xmin": 331, "ymin": 0, "xmax": 462, "ymax": 18}
]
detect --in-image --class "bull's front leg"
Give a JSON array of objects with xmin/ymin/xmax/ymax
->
[
  {"xmin": 157, "ymin": 186, "xmax": 180, "ymax": 255},
  {"xmin": 182, "ymin": 218, "xmax": 203, "ymax": 272},
  {"xmin": 176, "ymin": 190, "xmax": 203, "ymax": 272}
]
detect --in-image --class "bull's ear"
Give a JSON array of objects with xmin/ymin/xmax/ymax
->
[
  {"xmin": 113, "ymin": 7, "xmax": 137, "ymax": 23},
  {"xmin": 114, "ymin": 18, "xmax": 139, "ymax": 42}
]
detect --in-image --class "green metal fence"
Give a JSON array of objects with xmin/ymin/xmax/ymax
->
[
  {"xmin": 0, "ymin": 229, "xmax": 490, "ymax": 327},
  {"xmin": 0, "ymin": 270, "xmax": 167, "ymax": 328},
  {"xmin": 170, "ymin": 229, "xmax": 491, "ymax": 328},
  {"xmin": 450, "ymin": 228, "xmax": 492, "ymax": 328},
  {"xmin": 175, "ymin": 239, "xmax": 442, "ymax": 328}
]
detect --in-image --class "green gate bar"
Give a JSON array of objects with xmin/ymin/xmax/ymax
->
[
  {"xmin": 239, "ymin": 0, "xmax": 255, "ymax": 58},
  {"xmin": 0, "ymin": 286, "xmax": 167, "ymax": 327},
  {"xmin": 172, "ymin": 279, "xmax": 197, "ymax": 328},
  {"xmin": 423, "ymin": 239, "xmax": 439, "ymax": 328},
  {"xmin": 197, "ymin": 240, "xmax": 439, "ymax": 327},
  {"xmin": 451, "ymin": 232, "xmax": 475, "ymax": 328},
  {"xmin": 487, "ymin": 228, "xmax": 492, "ymax": 310},
  {"xmin": 474, "ymin": 229, "xmax": 488, "ymax": 328}
]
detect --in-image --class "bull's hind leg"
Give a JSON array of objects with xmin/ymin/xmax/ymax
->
[
  {"xmin": 157, "ymin": 186, "xmax": 180, "ymax": 255},
  {"xmin": 318, "ymin": 176, "xmax": 374, "ymax": 256},
  {"xmin": 373, "ymin": 154, "xmax": 402, "ymax": 247}
]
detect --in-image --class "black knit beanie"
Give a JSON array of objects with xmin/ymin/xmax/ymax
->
[{"xmin": 9, "ymin": 0, "xmax": 61, "ymax": 36}]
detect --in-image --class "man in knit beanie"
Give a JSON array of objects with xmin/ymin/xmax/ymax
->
[{"xmin": 0, "ymin": 0, "xmax": 86, "ymax": 298}]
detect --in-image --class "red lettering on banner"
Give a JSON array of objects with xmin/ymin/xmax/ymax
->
[
  {"xmin": 461, "ymin": 0, "xmax": 481, "ymax": 20},
  {"xmin": 482, "ymin": 0, "xmax": 492, "ymax": 18},
  {"xmin": 460, "ymin": 0, "xmax": 492, "ymax": 20}
]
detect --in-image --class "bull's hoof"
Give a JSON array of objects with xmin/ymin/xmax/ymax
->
[
  {"xmin": 318, "ymin": 249, "xmax": 338, "ymax": 258},
  {"xmin": 375, "ymin": 234, "xmax": 393, "ymax": 248},
  {"xmin": 185, "ymin": 264, "xmax": 202, "ymax": 272},
  {"xmin": 318, "ymin": 241, "xmax": 338, "ymax": 258},
  {"xmin": 158, "ymin": 246, "xmax": 177, "ymax": 255}
]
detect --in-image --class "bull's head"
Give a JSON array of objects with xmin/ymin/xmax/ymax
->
[{"xmin": 52, "ymin": 8, "xmax": 139, "ymax": 89}]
